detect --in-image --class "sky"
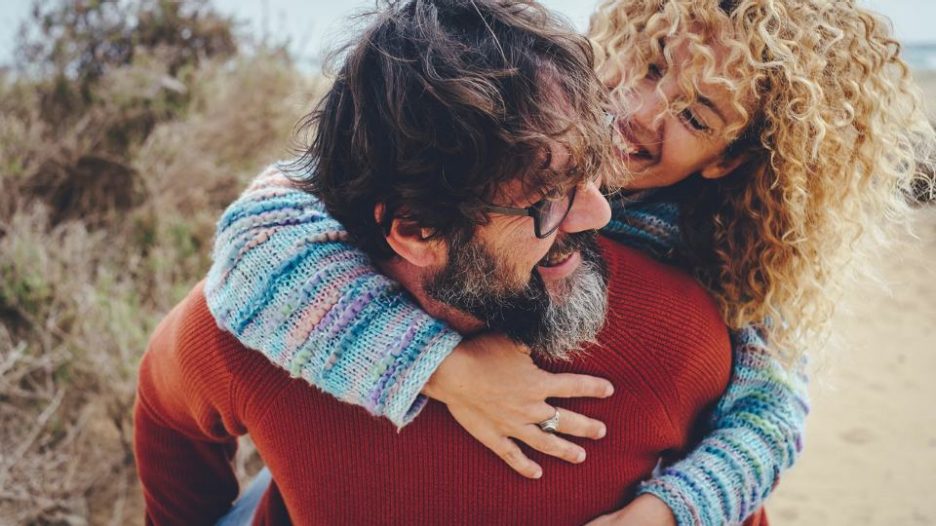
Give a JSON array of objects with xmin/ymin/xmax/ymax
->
[
  {"xmin": 213, "ymin": 0, "xmax": 936, "ymax": 70},
  {"xmin": 1, "ymin": 0, "xmax": 935, "ymax": 69}
]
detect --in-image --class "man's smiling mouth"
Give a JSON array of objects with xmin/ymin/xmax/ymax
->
[{"xmin": 538, "ymin": 249, "xmax": 575, "ymax": 268}]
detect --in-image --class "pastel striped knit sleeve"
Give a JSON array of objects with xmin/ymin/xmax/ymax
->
[
  {"xmin": 635, "ymin": 325, "xmax": 810, "ymax": 526},
  {"xmin": 204, "ymin": 164, "xmax": 461, "ymax": 427},
  {"xmin": 603, "ymin": 194, "xmax": 809, "ymax": 525}
]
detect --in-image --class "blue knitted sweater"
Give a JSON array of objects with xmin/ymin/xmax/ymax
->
[{"xmin": 205, "ymin": 164, "xmax": 809, "ymax": 525}]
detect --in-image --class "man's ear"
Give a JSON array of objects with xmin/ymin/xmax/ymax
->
[
  {"xmin": 375, "ymin": 204, "xmax": 444, "ymax": 268},
  {"xmin": 699, "ymin": 153, "xmax": 750, "ymax": 181}
]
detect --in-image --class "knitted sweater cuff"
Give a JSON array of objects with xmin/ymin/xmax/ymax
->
[
  {"xmin": 636, "ymin": 425, "xmax": 780, "ymax": 526},
  {"xmin": 280, "ymin": 307, "xmax": 461, "ymax": 429},
  {"xmin": 383, "ymin": 328, "xmax": 462, "ymax": 428},
  {"xmin": 637, "ymin": 477, "xmax": 702, "ymax": 526}
]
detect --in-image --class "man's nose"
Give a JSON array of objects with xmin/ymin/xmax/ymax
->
[{"xmin": 559, "ymin": 180, "xmax": 611, "ymax": 234}]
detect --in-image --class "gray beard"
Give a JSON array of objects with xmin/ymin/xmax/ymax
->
[{"xmin": 425, "ymin": 231, "xmax": 608, "ymax": 360}]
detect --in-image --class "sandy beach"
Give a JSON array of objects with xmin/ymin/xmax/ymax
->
[{"xmin": 767, "ymin": 203, "xmax": 936, "ymax": 525}]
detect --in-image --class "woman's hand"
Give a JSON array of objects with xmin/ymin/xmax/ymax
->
[
  {"xmin": 422, "ymin": 333, "xmax": 614, "ymax": 479},
  {"xmin": 583, "ymin": 494, "xmax": 677, "ymax": 526}
]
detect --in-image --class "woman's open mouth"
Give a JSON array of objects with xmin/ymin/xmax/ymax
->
[{"xmin": 612, "ymin": 122, "xmax": 653, "ymax": 161}]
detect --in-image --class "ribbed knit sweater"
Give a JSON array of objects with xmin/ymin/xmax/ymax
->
[
  {"xmin": 204, "ymin": 164, "xmax": 809, "ymax": 525},
  {"xmin": 138, "ymin": 243, "xmax": 772, "ymax": 525}
]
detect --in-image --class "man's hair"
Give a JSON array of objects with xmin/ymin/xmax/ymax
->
[{"xmin": 290, "ymin": 0, "xmax": 611, "ymax": 259}]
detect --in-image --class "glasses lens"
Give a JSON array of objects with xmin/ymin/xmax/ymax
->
[{"xmin": 537, "ymin": 186, "xmax": 577, "ymax": 238}]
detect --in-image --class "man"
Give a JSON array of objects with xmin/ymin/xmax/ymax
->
[{"xmin": 133, "ymin": 1, "xmax": 732, "ymax": 524}]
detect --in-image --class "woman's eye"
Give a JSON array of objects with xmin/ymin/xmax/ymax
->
[{"xmin": 679, "ymin": 108, "xmax": 709, "ymax": 132}]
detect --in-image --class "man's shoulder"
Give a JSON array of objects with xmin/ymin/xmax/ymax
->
[
  {"xmin": 598, "ymin": 235, "xmax": 724, "ymax": 324},
  {"xmin": 141, "ymin": 282, "xmax": 294, "ymax": 425},
  {"xmin": 595, "ymin": 235, "xmax": 731, "ymax": 373},
  {"xmin": 147, "ymin": 282, "xmax": 240, "ymax": 367}
]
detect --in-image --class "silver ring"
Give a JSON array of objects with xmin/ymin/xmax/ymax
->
[{"xmin": 538, "ymin": 408, "xmax": 561, "ymax": 434}]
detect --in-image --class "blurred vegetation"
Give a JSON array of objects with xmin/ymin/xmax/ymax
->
[{"xmin": 0, "ymin": 0, "xmax": 324, "ymax": 523}]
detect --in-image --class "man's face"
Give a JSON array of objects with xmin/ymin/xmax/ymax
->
[{"xmin": 425, "ymin": 148, "xmax": 612, "ymax": 359}]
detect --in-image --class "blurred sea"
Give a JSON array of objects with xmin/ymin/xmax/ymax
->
[{"xmin": 906, "ymin": 43, "xmax": 936, "ymax": 71}]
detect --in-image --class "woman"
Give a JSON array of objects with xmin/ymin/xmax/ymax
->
[{"xmin": 206, "ymin": 0, "xmax": 933, "ymax": 524}]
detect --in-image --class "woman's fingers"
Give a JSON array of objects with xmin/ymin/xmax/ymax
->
[
  {"xmin": 542, "ymin": 372, "xmax": 614, "ymax": 399},
  {"xmin": 516, "ymin": 425, "xmax": 588, "ymax": 464},
  {"xmin": 532, "ymin": 404, "xmax": 606, "ymax": 440},
  {"xmin": 547, "ymin": 407, "xmax": 607, "ymax": 440},
  {"xmin": 487, "ymin": 436, "xmax": 543, "ymax": 479},
  {"xmin": 431, "ymin": 334, "xmax": 615, "ymax": 478}
]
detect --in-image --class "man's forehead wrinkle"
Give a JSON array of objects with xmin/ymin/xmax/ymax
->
[
  {"xmin": 490, "ymin": 181, "xmax": 534, "ymax": 208},
  {"xmin": 483, "ymin": 69, "xmax": 593, "ymax": 208},
  {"xmin": 490, "ymin": 166, "xmax": 565, "ymax": 207}
]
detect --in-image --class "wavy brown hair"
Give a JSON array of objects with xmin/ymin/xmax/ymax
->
[
  {"xmin": 591, "ymin": 0, "xmax": 936, "ymax": 363},
  {"xmin": 291, "ymin": 0, "xmax": 614, "ymax": 259}
]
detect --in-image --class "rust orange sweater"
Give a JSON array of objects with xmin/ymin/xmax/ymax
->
[{"xmin": 134, "ymin": 237, "xmax": 738, "ymax": 525}]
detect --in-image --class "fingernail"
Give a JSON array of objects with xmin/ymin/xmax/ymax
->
[
  {"xmin": 597, "ymin": 425, "xmax": 607, "ymax": 439},
  {"xmin": 533, "ymin": 469, "xmax": 543, "ymax": 479},
  {"xmin": 576, "ymin": 450, "xmax": 586, "ymax": 463},
  {"xmin": 605, "ymin": 384, "xmax": 614, "ymax": 397}
]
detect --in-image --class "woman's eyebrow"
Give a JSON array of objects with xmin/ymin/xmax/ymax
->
[
  {"xmin": 697, "ymin": 94, "xmax": 727, "ymax": 123},
  {"xmin": 661, "ymin": 36, "xmax": 729, "ymax": 125}
]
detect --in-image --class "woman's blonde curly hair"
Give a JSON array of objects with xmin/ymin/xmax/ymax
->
[{"xmin": 590, "ymin": 0, "xmax": 935, "ymax": 364}]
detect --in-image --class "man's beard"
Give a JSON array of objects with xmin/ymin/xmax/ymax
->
[{"xmin": 425, "ymin": 231, "xmax": 609, "ymax": 360}]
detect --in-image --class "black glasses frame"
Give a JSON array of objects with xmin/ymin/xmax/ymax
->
[{"xmin": 480, "ymin": 186, "xmax": 578, "ymax": 239}]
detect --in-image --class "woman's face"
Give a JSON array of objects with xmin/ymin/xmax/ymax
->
[{"xmin": 606, "ymin": 37, "xmax": 751, "ymax": 190}]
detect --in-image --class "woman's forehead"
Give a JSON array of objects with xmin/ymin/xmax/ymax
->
[{"xmin": 664, "ymin": 33, "xmax": 753, "ymax": 121}]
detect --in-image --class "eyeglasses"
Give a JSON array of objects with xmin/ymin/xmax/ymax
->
[{"xmin": 481, "ymin": 185, "xmax": 578, "ymax": 239}]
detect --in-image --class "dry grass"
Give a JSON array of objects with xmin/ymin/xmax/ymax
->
[{"xmin": 0, "ymin": 7, "xmax": 324, "ymax": 519}]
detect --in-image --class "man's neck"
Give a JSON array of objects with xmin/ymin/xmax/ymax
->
[{"xmin": 377, "ymin": 258, "xmax": 485, "ymax": 335}]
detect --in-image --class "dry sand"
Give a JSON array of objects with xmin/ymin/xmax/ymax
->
[{"xmin": 767, "ymin": 204, "xmax": 936, "ymax": 525}]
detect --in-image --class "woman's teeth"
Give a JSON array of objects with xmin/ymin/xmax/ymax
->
[
  {"xmin": 613, "ymin": 133, "xmax": 651, "ymax": 159},
  {"xmin": 612, "ymin": 130, "xmax": 652, "ymax": 159},
  {"xmin": 612, "ymin": 130, "xmax": 638, "ymax": 155}
]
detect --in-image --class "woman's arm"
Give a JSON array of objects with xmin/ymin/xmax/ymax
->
[
  {"xmin": 633, "ymin": 326, "xmax": 809, "ymax": 526},
  {"xmin": 205, "ymin": 164, "xmax": 458, "ymax": 425},
  {"xmin": 595, "ymin": 196, "xmax": 809, "ymax": 525},
  {"xmin": 205, "ymin": 164, "xmax": 613, "ymax": 476}
]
